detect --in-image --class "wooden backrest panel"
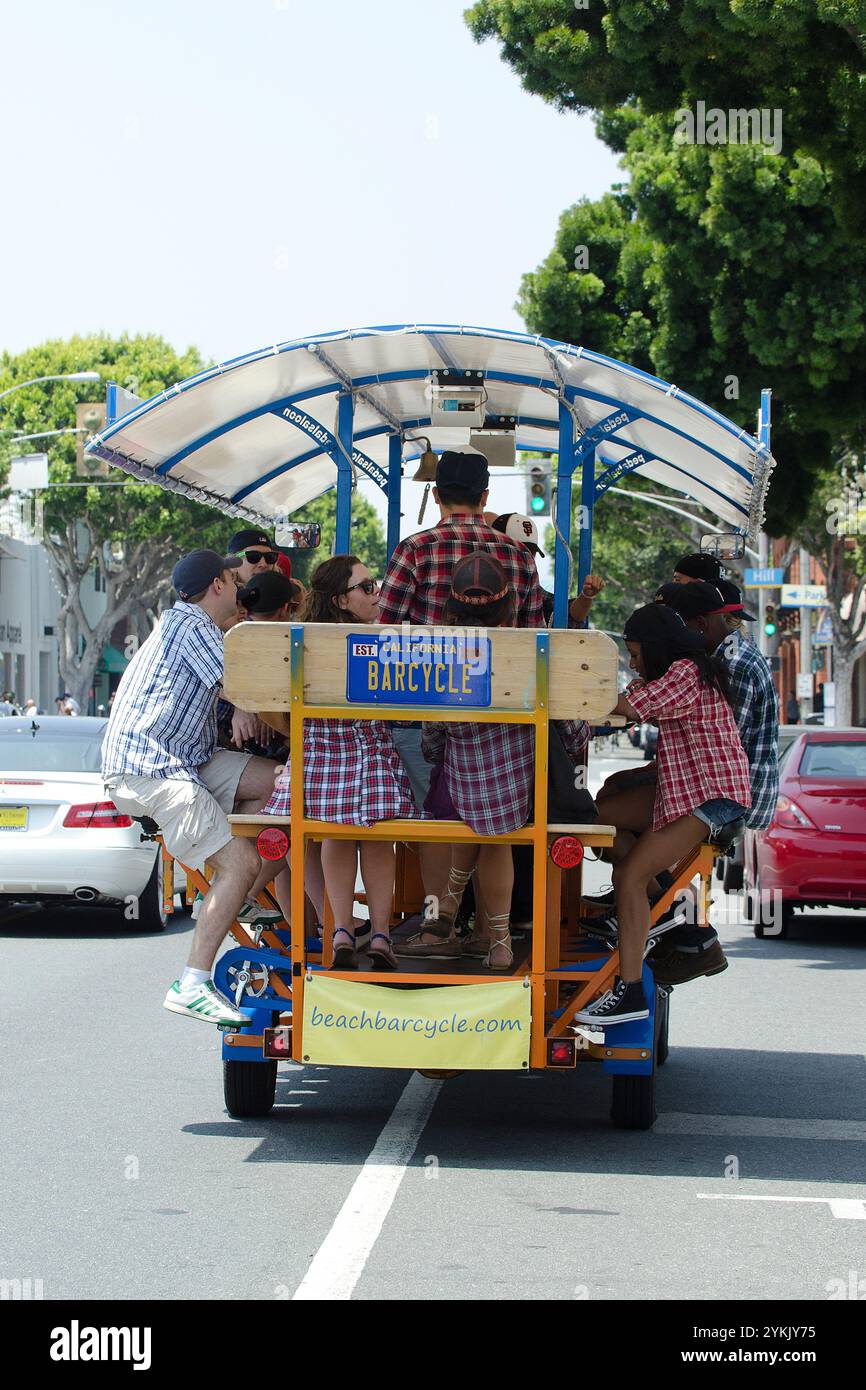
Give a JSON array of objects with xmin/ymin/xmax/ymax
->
[{"xmin": 224, "ymin": 622, "xmax": 618, "ymax": 722}]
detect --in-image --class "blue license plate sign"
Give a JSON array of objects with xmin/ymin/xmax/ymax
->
[{"xmin": 346, "ymin": 632, "xmax": 492, "ymax": 707}]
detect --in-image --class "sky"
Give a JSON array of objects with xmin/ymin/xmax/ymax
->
[{"xmin": 0, "ymin": 0, "xmax": 620, "ymax": 365}]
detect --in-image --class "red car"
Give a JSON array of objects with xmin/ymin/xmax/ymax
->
[{"xmin": 744, "ymin": 729, "xmax": 866, "ymax": 938}]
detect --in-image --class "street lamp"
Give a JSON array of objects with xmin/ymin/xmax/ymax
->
[{"xmin": 0, "ymin": 372, "xmax": 101, "ymax": 404}]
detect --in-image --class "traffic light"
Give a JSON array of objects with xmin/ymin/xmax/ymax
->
[
  {"xmin": 764, "ymin": 604, "xmax": 777, "ymax": 637},
  {"xmin": 526, "ymin": 464, "xmax": 552, "ymax": 517}
]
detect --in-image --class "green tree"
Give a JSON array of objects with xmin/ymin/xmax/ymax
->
[
  {"xmin": 0, "ymin": 334, "xmax": 229, "ymax": 708},
  {"xmin": 466, "ymin": 0, "xmax": 866, "ymax": 228},
  {"xmin": 518, "ymin": 124, "xmax": 866, "ymax": 534}
]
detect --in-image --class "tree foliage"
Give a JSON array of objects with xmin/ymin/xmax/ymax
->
[
  {"xmin": 466, "ymin": 0, "xmax": 866, "ymax": 228},
  {"xmin": 517, "ymin": 120, "xmax": 866, "ymax": 534}
]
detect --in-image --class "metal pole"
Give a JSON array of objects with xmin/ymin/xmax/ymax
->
[
  {"xmin": 386, "ymin": 433, "xmax": 402, "ymax": 560},
  {"xmin": 577, "ymin": 447, "xmax": 595, "ymax": 600},
  {"xmin": 552, "ymin": 400, "xmax": 575, "ymax": 629},
  {"xmin": 799, "ymin": 545, "xmax": 813, "ymax": 720},
  {"xmin": 757, "ymin": 389, "xmax": 773, "ymax": 659},
  {"xmin": 334, "ymin": 392, "xmax": 353, "ymax": 555}
]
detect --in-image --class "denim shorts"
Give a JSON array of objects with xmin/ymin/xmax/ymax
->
[{"xmin": 693, "ymin": 797, "xmax": 747, "ymax": 839}]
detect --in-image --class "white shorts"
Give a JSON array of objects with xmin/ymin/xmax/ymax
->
[{"xmin": 105, "ymin": 750, "xmax": 253, "ymax": 873}]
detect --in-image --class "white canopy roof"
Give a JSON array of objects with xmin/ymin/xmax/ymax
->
[{"xmin": 87, "ymin": 323, "xmax": 775, "ymax": 537}]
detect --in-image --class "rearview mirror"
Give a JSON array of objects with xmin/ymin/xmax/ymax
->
[
  {"xmin": 274, "ymin": 522, "xmax": 322, "ymax": 550},
  {"xmin": 701, "ymin": 533, "xmax": 745, "ymax": 560}
]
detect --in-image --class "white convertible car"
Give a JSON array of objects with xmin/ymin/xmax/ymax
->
[{"xmin": 0, "ymin": 715, "xmax": 171, "ymax": 931}]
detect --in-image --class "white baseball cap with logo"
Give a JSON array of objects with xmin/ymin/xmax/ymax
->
[{"xmin": 492, "ymin": 511, "xmax": 545, "ymax": 557}]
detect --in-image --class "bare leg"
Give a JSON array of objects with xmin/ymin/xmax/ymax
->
[
  {"xmin": 187, "ymin": 835, "xmax": 261, "ymax": 971},
  {"xmin": 320, "ymin": 840, "xmax": 358, "ymax": 931},
  {"xmin": 614, "ymin": 816, "xmax": 707, "ymax": 981},
  {"xmin": 418, "ymin": 841, "xmax": 452, "ymax": 907},
  {"xmin": 359, "ymin": 841, "xmax": 396, "ymax": 934},
  {"xmin": 234, "ymin": 755, "xmax": 282, "ymax": 810},
  {"xmin": 304, "ymin": 841, "xmax": 326, "ymax": 921},
  {"xmin": 474, "ymin": 845, "xmax": 514, "ymax": 970}
]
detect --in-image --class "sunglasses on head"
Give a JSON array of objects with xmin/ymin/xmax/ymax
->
[
  {"xmin": 243, "ymin": 549, "xmax": 278, "ymax": 566},
  {"xmin": 344, "ymin": 578, "xmax": 379, "ymax": 595}
]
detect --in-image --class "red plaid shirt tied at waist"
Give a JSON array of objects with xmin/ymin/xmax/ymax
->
[{"xmin": 627, "ymin": 660, "xmax": 751, "ymax": 831}]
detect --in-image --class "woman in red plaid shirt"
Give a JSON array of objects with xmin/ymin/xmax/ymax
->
[
  {"xmin": 397, "ymin": 553, "xmax": 589, "ymax": 972},
  {"xmin": 263, "ymin": 556, "xmax": 415, "ymax": 971},
  {"xmin": 575, "ymin": 602, "xmax": 750, "ymax": 1027}
]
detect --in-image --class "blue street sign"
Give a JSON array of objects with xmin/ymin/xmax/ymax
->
[
  {"xmin": 346, "ymin": 632, "xmax": 492, "ymax": 707},
  {"xmin": 743, "ymin": 566, "xmax": 785, "ymax": 588}
]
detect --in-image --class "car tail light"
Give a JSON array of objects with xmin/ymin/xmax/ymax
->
[
  {"xmin": 263, "ymin": 1026, "xmax": 292, "ymax": 1058},
  {"xmin": 774, "ymin": 796, "xmax": 816, "ymax": 830},
  {"xmin": 257, "ymin": 827, "xmax": 289, "ymax": 860},
  {"xmin": 550, "ymin": 835, "xmax": 584, "ymax": 869},
  {"xmin": 62, "ymin": 801, "xmax": 133, "ymax": 829},
  {"xmin": 547, "ymin": 1038, "xmax": 576, "ymax": 1068}
]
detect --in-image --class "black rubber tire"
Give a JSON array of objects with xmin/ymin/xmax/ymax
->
[
  {"xmin": 224, "ymin": 1060, "xmax": 278, "ymax": 1118},
  {"xmin": 124, "ymin": 857, "xmax": 168, "ymax": 933},
  {"xmin": 656, "ymin": 990, "xmax": 670, "ymax": 1067}
]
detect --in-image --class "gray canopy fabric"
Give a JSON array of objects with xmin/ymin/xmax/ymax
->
[{"xmin": 86, "ymin": 323, "xmax": 775, "ymax": 537}]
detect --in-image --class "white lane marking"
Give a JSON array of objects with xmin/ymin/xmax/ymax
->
[
  {"xmin": 292, "ymin": 1073, "xmax": 442, "ymax": 1301},
  {"xmin": 656, "ymin": 1112, "xmax": 866, "ymax": 1142},
  {"xmin": 697, "ymin": 1194, "xmax": 866, "ymax": 1221}
]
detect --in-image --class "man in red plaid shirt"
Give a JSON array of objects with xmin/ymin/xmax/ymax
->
[
  {"xmin": 378, "ymin": 451, "xmax": 545, "ymax": 936},
  {"xmin": 378, "ymin": 451, "xmax": 545, "ymax": 630}
]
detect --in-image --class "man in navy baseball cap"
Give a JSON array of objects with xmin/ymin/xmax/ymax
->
[{"xmin": 172, "ymin": 549, "xmax": 242, "ymax": 603}]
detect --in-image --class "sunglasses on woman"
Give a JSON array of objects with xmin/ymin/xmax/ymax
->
[
  {"xmin": 344, "ymin": 578, "xmax": 380, "ymax": 595},
  {"xmin": 243, "ymin": 549, "xmax": 278, "ymax": 566}
]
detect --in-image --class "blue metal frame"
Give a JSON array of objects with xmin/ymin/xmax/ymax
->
[
  {"xmin": 387, "ymin": 433, "xmax": 402, "ymax": 560},
  {"xmin": 335, "ymin": 392, "xmax": 353, "ymax": 554},
  {"xmin": 89, "ymin": 324, "xmax": 772, "ymax": 614}
]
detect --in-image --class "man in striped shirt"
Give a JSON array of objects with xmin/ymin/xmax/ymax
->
[{"xmin": 103, "ymin": 549, "xmax": 285, "ymax": 1028}]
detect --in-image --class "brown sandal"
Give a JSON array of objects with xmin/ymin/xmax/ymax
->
[
  {"xmin": 331, "ymin": 927, "xmax": 357, "ymax": 970},
  {"xmin": 368, "ymin": 932, "xmax": 399, "ymax": 970}
]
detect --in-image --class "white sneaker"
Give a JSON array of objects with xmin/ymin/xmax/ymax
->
[
  {"xmin": 237, "ymin": 899, "xmax": 283, "ymax": 929},
  {"xmin": 163, "ymin": 979, "xmax": 253, "ymax": 1028}
]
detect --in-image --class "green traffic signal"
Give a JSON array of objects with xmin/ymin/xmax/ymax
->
[
  {"xmin": 764, "ymin": 604, "xmax": 777, "ymax": 637},
  {"xmin": 530, "ymin": 494, "xmax": 545, "ymax": 513}
]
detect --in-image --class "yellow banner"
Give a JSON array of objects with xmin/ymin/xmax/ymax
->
[{"xmin": 301, "ymin": 975, "xmax": 530, "ymax": 1070}]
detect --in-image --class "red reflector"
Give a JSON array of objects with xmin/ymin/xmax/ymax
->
[
  {"xmin": 547, "ymin": 1038, "xmax": 576, "ymax": 1068},
  {"xmin": 263, "ymin": 1026, "xmax": 292, "ymax": 1058},
  {"xmin": 62, "ymin": 801, "xmax": 133, "ymax": 829},
  {"xmin": 257, "ymin": 827, "xmax": 289, "ymax": 860},
  {"xmin": 550, "ymin": 835, "xmax": 584, "ymax": 869}
]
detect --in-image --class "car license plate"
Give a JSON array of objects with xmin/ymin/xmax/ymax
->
[{"xmin": 0, "ymin": 806, "xmax": 28, "ymax": 830}]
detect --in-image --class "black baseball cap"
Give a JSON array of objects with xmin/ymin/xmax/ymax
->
[
  {"xmin": 714, "ymin": 578, "xmax": 755, "ymax": 620},
  {"xmin": 238, "ymin": 571, "xmax": 297, "ymax": 616},
  {"xmin": 436, "ymin": 451, "xmax": 489, "ymax": 494},
  {"xmin": 655, "ymin": 580, "xmax": 727, "ymax": 619},
  {"xmin": 624, "ymin": 603, "xmax": 706, "ymax": 648},
  {"xmin": 227, "ymin": 527, "xmax": 288, "ymax": 556},
  {"xmin": 673, "ymin": 552, "xmax": 723, "ymax": 582},
  {"xmin": 172, "ymin": 549, "xmax": 241, "ymax": 600}
]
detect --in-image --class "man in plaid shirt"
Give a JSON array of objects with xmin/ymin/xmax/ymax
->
[
  {"xmin": 378, "ymin": 452, "xmax": 545, "ymax": 943},
  {"xmin": 378, "ymin": 452, "xmax": 545, "ymax": 630}
]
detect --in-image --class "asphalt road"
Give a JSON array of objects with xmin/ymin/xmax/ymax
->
[{"xmin": 1, "ymin": 749, "xmax": 865, "ymax": 1302}]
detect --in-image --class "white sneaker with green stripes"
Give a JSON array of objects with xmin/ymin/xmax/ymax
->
[
  {"xmin": 163, "ymin": 979, "xmax": 252, "ymax": 1028},
  {"xmin": 237, "ymin": 899, "xmax": 283, "ymax": 930}
]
